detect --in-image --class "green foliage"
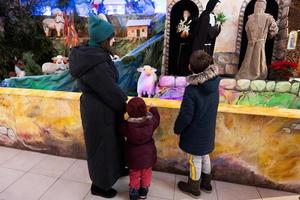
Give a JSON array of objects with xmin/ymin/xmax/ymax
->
[
  {"xmin": 122, "ymin": 56, "xmax": 136, "ymax": 64},
  {"xmin": 113, "ymin": 38, "xmax": 145, "ymax": 57},
  {"xmin": 141, "ymin": 37, "xmax": 163, "ymax": 75},
  {"xmin": 0, "ymin": 0, "xmax": 57, "ymax": 79},
  {"xmin": 22, "ymin": 52, "xmax": 42, "ymax": 76},
  {"xmin": 216, "ymin": 12, "xmax": 227, "ymax": 25}
]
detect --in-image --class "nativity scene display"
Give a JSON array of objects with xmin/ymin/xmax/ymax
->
[
  {"xmin": 0, "ymin": 0, "xmax": 298, "ymax": 99},
  {"xmin": 164, "ymin": 0, "xmax": 292, "ymax": 82},
  {"xmin": 167, "ymin": 0, "xmax": 223, "ymax": 76}
]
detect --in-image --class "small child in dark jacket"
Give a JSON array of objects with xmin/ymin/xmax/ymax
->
[
  {"xmin": 121, "ymin": 97, "xmax": 160, "ymax": 200},
  {"xmin": 174, "ymin": 50, "xmax": 220, "ymax": 199}
]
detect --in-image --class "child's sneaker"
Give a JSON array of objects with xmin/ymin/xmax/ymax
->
[
  {"xmin": 129, "ymin": 188, "xmax": 139, "ymax": 200},
  {"xmin": 178, "ymin": 177, "xmax": 201, "ymax": 199},
  {"xmin": 138, "ymin": 187, "xmax": 149, "ymax": 199},
  {"xmin": 200, "ymin": 173, "xmax": 213, "ymax": 193}
]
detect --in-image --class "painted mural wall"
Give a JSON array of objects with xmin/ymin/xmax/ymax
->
[{"xmin": 0, "ymin": 88, "xmax": 300, "ymax": 193}]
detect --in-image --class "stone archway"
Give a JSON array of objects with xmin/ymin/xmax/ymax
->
[
  {"xmin": 162, "ymin": 0, "xmax": 204, "ymax": 75},
  {"xmin": 235, "ymin": 0, "xmax": 291, "ymax": 62}
]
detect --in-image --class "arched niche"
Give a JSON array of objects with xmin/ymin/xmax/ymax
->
[
  {"xmin": 162, "ymin": 0, "xmax": 203, "ymax": 75},
  {"xmin": 236, "ymin": 0, "xmax": 291, "ymax": 68}
]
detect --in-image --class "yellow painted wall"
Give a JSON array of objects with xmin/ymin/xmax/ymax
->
[{"xmin": 0, "ymin": 88, "xmax": 300, "ymax": 193}]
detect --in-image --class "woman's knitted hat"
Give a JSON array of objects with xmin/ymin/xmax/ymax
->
[{"xmin": 88, "ymin": 15, "xmax": 115, "ymax": 47}]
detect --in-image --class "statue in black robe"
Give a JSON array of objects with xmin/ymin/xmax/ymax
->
[
  {"xmin": 193, "ymin": 0, "xmax": 221, "ymax": 56},
  {"xmin": 173, "ymin": 10, "xmax": 195, "ymax": 76}
]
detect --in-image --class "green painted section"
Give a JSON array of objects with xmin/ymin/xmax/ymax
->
[{"xmin": 235, "ymin": 92, "xmax": 300, "ymax": 109}]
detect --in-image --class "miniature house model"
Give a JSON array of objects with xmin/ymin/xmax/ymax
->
[
  {"xmin": 126, "ymin": 19, "xmax": 152, "ymax": 39},
  {"xmin": 162, "ymin": 0, "xmax": 291, "ymax": 76},
  {"xmin": 103, "ymin": 0, "xmax": 126, "ymax": 15}
]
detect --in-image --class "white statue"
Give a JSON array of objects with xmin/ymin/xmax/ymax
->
[{"xmin": 42, "ymin": 10, "xmax": 65, "ymax": 37}]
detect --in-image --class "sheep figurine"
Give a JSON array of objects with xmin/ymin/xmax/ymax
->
[
  {"xmin": 42, "ymin": 55, "xmax": 69, "ymax": 75},
  {"xmin": 137, "ymin": 65, "xmax": 157, "ymax": 98},
  {"xmin": 42, "ymin": 10, "xmax": 65, "ymax": 37}
]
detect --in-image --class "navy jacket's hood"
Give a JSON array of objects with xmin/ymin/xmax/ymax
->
[{"xmin": 69, "ymin": 46, "xmax": 111, "ymax": 78}]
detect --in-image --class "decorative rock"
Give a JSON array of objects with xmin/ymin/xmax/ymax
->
[
  {"xmin": 291, "ymin": 82, "xmax": 300, "ymax": 94},
  {"xmin": 279, "ymin": 18, "xmax": 288, "ymax": 29},
  {"xmin": 281, "ymin": 7, "xmax": 290, "ymax": 18},
  {"xmin": 159, "ymin": 76, "xmax": 175, "ymax": 87},
  {"xmin": 218, "ymin": 66, "xmax": 225, "ymax": 75},
  {"xmin": 220, "ymin": 78, "xmax": 236, "ymax": 90},
  {"xmin": 218, "ymin": 54, "xmax": 231, "ymax": 64},
  {"xmin": 231, "ymin": 55, "xmax": 240, "ymax": 65},
  {"xmin": 236, "ymin": 79, "xmax": 251, "ymax": 91},
  {"xmin": 282, "ymin": 0, "xmax": 291, "ymax": 6},
  {"xmin": 275, "ymin": 51, "xmax": 286, "ymax": 60},
  {"xmin": 275, "ymin": 82, "xmax": 291, "ymax": 93},
  {"xmin": 266, "ymin": 81, "xmax": 276, "ymax": 92},
  {"xmin": 250, "ymin": 80, "xmax": 266, "ymax": 92},
  {"xmin": 7, "ymin": 128, "xmax": 17, "ymax": 141},
  {"xmin": 175, "ymin": 77, "xmax": 187, "ymax": 87},
  {"xmin": 225, "ymin": 64, "xmax": 238, "ymax": 74},
  {"xmin": 278, "ymin": 30, "xmax": 287, "ymax": 39}
]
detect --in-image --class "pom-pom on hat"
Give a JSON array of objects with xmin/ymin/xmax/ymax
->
[
  {"xmin": 88, "ymin": 14, "xmax": 115, "ymax": 47},
  {"xmin": 127, "ymin": 97, "xmax": 147, "ymax": 118}
]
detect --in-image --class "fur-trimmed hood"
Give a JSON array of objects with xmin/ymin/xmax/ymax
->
[
  {"xmin": 186, "ymin": 65, "xmax": 220, "ymax": 94},
  {"xmin": 187, "ymin": 65, "xmax": 219, "ymax": 85},
  {"xmin": 127, "ymin": 112, "xmax": 153, "ymax": 123}
]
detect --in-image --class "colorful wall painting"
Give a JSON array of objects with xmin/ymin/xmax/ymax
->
[{"xmin": 0, "ymin": 88, "xmax": 300, "ymax": 193}]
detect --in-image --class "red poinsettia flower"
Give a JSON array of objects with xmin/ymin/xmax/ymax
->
[{"xmin": 269, "ymin": 61, "xmax": 297, "ymax": 81}]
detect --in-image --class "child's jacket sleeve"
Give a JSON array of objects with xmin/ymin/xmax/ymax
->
[
  {"xmin": 174, "ymin": 87, "xmax": 195, "ymax": 134},
  {"xmin": 149, "ymin": 107, "xmax": 160, "ymax": 130}
]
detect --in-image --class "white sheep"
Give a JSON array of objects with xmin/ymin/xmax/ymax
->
[
  {"xmin": 137, "ymin": 65, "xmax": 157, "ymax": 98},
  {"xmin": 42, "ymin": 55, "xmax": 69, "ymax": 75}
]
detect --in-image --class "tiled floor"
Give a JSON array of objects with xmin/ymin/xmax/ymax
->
[{"xmin": 0, "ymin": 146, "xmax": 299, "ymax": 200}]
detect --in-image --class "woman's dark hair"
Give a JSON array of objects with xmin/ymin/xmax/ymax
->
[
  {"xmin": 100, "ymin": 33, "xmax": 115, "ymax": 51},
  {"xmin": 189, "ymin": 50, "xmax": 213, "ymax": 73}
]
